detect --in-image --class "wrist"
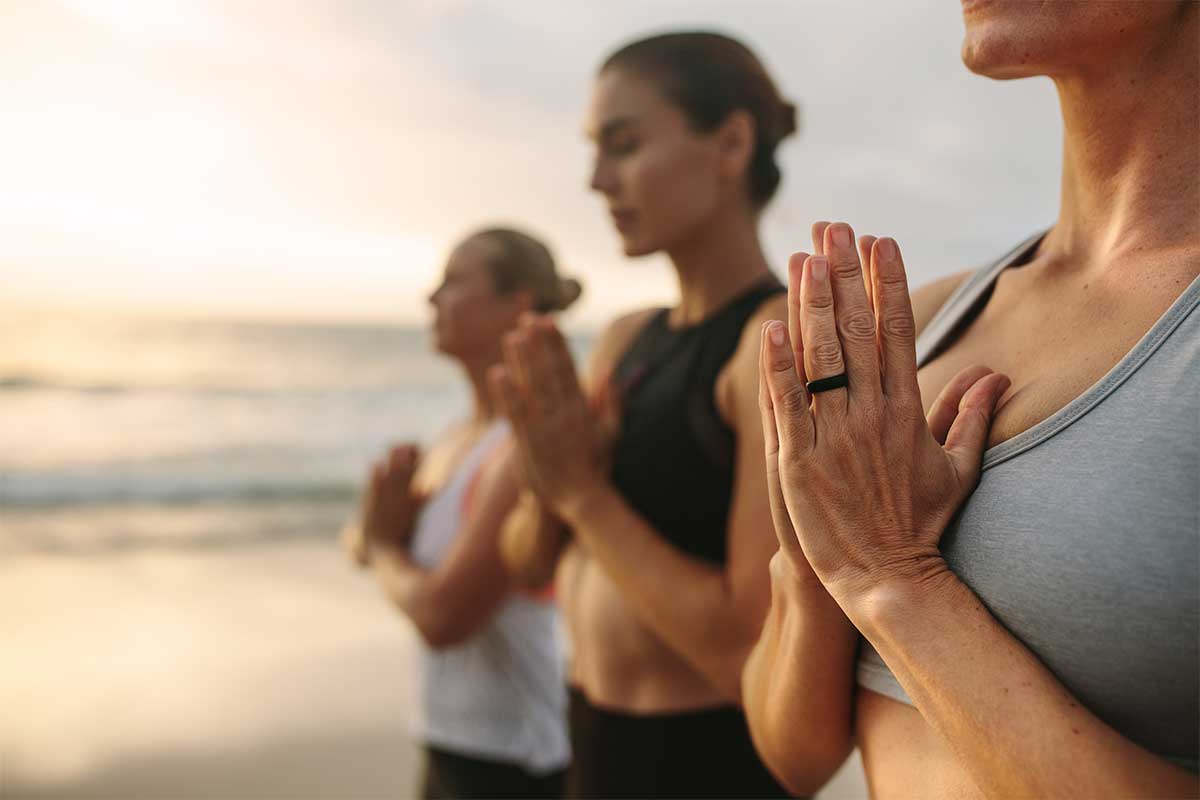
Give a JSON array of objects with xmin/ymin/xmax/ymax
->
[
  {"xmin": 836, "ymin": 560, "xmax": 959, "ymax": 641},
  {"xmin": 555, "ymin": 480, "xmax": 616, "ymax": 527}
]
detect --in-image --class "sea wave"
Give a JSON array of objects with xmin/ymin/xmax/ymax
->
[
  {"xmin": 0, "ymin": 473, "xmax": 359, "ymax": 509},
  {"xmin": 0, "ymin": 372, "xmax": 414, "ymax": 397}
]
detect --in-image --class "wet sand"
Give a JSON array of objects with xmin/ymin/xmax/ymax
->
[{"xmin": 2, "ymin": 507, "xmax": 866, "ymax": 799}]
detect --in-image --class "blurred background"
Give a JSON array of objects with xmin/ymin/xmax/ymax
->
[{"xmin": 2, "ymin": 1, "xmax": 1060, "ymax": 797}]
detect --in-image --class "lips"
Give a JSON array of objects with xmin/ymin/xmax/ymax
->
[{"xmin": 610, "ymin": 209, "xmax": 636, "ymax": 233}]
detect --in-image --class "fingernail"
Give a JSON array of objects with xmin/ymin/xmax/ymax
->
[
  {"xmin": 811, "ymin": 256, "xmax": 829, "ymax": 282},
  {"xmin": 878, "ymin": 237, "xmax": 897, "ymax": 260},
  {"xmin": 832, "ymin": 225, "xmax": 852, "ymax": 248},
  {"xmin": 768, "ymin": 321, "xmax": 785, "ymax": 346}
]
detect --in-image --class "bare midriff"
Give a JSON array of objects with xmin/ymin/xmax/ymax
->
[{"xmin": 558, "ymin": 546, "xmax": 727, "ymax": 713}]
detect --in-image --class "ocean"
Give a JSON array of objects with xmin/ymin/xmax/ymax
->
[
  {"xmin": 0, "ymin": 309, "xmax": 580, "ymax": 797},
  {"xmin": 0, "ymin": 309, "xmax": 868, "ymax": 799}
]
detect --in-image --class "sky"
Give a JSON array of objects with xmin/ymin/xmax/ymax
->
[{"xmin": 1, "ymin": 0, "xmax": 1063, "ymax": 329}]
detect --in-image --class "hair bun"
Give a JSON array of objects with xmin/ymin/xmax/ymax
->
[
  {"xmin": 777, "ymin": 100, "xmax": 799, "ymax": 140},
  {"xmin": 557, "ymin": 277, "xmax": 583, "ymax": 310}
]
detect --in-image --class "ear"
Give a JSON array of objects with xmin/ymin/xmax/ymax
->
[
  {"xmin": 506, "ymin": 289, "xmax": 535, "ymax": 319},
  {"xmin": 714, "ymin": 109, "xmax": 755, "ymax": 182}
]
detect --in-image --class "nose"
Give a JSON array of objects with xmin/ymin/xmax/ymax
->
[{"xmin": 589, "ymin": 157, "xmax": 614, "ymax": 196}]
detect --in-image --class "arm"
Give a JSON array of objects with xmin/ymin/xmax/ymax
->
[
  {"xmin": 496, "ymin": 303, "xmax": 796, "ymax": 701},
  {"xmin": 496, "ymin": 309, "xmax": 657, "ymax": 587},
  {"xmin": 853, "ymin": 571, "xmax": 1199, "ymax": 798},
  {"xmin": 741, "ymin": 226, "xmax": 964, "ymax": 794},
  {"xmin": 499, "ymin": 485, "xmax": 568, "ymax": 588},
  {"xmin": 370, "ymin": 441, "xmax": 519, "ymax": 650},
  {"xmin": 762, "ymin": 222, "xmax": 1197, "ymax": 798}
]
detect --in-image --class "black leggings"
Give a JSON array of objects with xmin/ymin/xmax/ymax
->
[
  {"xmin": 421, "ymin": 746, "xmax": 566, "ymax": 799},
  {"xmin": 566, "ymin": 688, "xmax": 793, "ymax": 799}
]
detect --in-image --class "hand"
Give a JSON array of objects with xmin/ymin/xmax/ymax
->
[
  {"xmin": 354, "ymin": 443, "xmax": 424, "ymax": 565},
  {"xmin": 758, "ymin": 221, "xmax": 1010, "ymax": 606},
  {"xmin": 490, "ymin": 315, "xmax": 611, "ymax": 516}
]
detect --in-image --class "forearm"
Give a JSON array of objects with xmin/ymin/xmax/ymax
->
[
  {"xmin": 743, "ymin": 553, "xmax": 859, "ymax": 795},
  {"xmin": 499, "ymin": 491, "xmax": 568, "ymax": 587},
  {"xmin": 370, "ymin": 545, "xmax": 458, "ymax": 648},
  {"xmin": 560, "ymin": 484, "xmax": 761, "ymax": 700},
  {"xmin": 850, "ymin": 569, "xmax": 1198, "ymax": 798}
]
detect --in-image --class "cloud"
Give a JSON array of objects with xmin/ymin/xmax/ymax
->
[{"xmin": 1, "ymin": 0, "xmax": 1062, "ymax": 327}]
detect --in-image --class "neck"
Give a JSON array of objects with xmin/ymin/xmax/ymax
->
[
  {"xmin": 664, "ymin": 208, "xmax": 773, "ymax": 325},
  {"xmin": 1047, "ymin": 10, "xmax": 1199, "ymax": 268},
  {"xmin": 460, "ymin": 353, "xmax": 501, "ymax": 424}
]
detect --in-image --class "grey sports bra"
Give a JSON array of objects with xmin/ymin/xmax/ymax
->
[{"xmin": 856, "ymin": 233, "xmax": 1200, "ymax": 772}]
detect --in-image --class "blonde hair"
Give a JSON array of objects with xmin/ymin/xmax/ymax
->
[{"xmin": 474, "ymin": 228, "xmax": 583, "ymax": 312}]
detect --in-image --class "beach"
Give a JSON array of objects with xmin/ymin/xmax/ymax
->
[{"xmin": 1, "ymin": 310, "xmax": 866, "ymax": 798}]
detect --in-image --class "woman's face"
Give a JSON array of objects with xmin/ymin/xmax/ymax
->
[
  {"xmin": 585, "ymin": 69, "xmax": 731, "ymax": 257},
  {"xmin": 960, "ymin": 0, "xmax": 1183, "ymax": 79},
  {"xmin": 427, "ymin": 237, "xmax": 529, "ymax": 360}
]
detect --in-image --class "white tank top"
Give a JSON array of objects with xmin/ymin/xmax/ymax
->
[{"xmin": 408, "ymin": 421, "xmax": 570, "ymax": 774}]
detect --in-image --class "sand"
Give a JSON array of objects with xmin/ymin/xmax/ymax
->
[{"xmin": 2, "ymin": 508, "xmax": 866, "ymax": 799}]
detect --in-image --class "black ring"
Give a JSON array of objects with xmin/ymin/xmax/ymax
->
[{"xmin": 806, "ymin": 373, "xmax": 849, "ymax": 394}]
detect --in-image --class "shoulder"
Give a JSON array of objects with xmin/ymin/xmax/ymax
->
[
  {"xmin": 583, "ymin": 306, "xmax": 662, "ymax": 384},
  {"xmin": 911, "ymin": 270, "xmax": 972, "ymax": 337},
  {"xmin": 722, "ymin": 291, "xmax": 789, "ymax": 423},
  {"xmin": 729, "ymin": 290, "xmax": 788, "ymax": 376}
]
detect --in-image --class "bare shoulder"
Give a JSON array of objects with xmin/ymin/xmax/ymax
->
[
  {"xmin": 722, "ymin": 292, "xmax": 789, "ymax": 422},
  {"xmin": 911, "ymin": 270, "xmax": 972, "ymax": 337},
  {"xmin": 732, "ymin": 291, "xmax": 787, "ymax": 372},
  {"xmin": 583, "ymin": 306, "xmax": 662, "ymax": 385}
]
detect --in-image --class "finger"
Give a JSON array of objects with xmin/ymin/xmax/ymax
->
[
  {"xmin": 800, "ymin": 255, "xmax": 848, "ymax": 413},
  {"xmin": 786, "ymin": 252, "xmax": 810, "ymax": 386},
  {"xmin": 540, "ymin": 319, "xmax": 585, "ymax": 411},
  {"xmin": 388, "ymin": 446, "xmax": 411, "ymax": 476},
  {"xmin": 926, "ymin": 364, "xmax": 994, "ymax": 445},
  {"xmin": 857, "ymin": 234, "xmax": 877, "ymax": 309},
  {"xmin": 512, "ymin": 328, "xmax": 550, "ymax": 417},
  {"xmin": 943, "ymin": 372, "xmax": 1011, "ymax": 489},
  {"xmin": 592, "ymin": 375, "xmax": 622, "ymax": 450},
  {"xmin": 811, "ymin": 221, "xmax": 830, "ymax": 256},
  {"xmin": 490, "ymin": 364, "xmax": 529, "ymax": 434},
  {"xmin": 502, "ymin": 329, "xmax": 530, "ymax": 396},
  {"xmin": 823, "ymin": 222, "xmax": 881, "ymax": 399},
  {"xmin": 764, "ymin": 319, "xmax": 815, "ymax": 450},
  {"xmin": 525, "ymin": 324, "xmax": 562, "ymax": 416},
  {"xmin": 871, "ymin": 238, "xmax": 921, "ymax": 399},
  {"xmin": 759, "ymin": 321, "xmax": 810, "ymax": 556}
]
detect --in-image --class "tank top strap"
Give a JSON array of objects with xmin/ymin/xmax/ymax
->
[
  {"xmin": 916, "ymin": 230, "xmax": 1047, "ymax": 368},
  {"xmin": 705, "ymin": 277, "xmax": 786, "ymax": 336}
]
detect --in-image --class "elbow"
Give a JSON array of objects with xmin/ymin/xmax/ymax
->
[
  {"xmin": 411, "ymin": 614, "xmax": 473, "ymax": 651},
  {"xmin": 745, "ymin": 692, "xmax": 853, "ymax": 796},
  {"xmin": 757, "ymin": 732, "xmax": 853, "ymax": 797},
  {"xmin": 740, "ymin": 637, "xmax": 854, "ymax": 796},
  {"xmin": 398, "ymin": 596, "xmax": 478, "ymax": 651}
]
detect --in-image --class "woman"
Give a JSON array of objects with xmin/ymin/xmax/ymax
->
[
  {"xmin": 746, "ymin": 2, "xmax": 1199, "ymax": 797},
  {"xmin": 492, "ymin": 32, "xmax": 820, "ymax": 798},
  {"xmin": 344, "ymin": 228, "xmax": 581, "ymax": 799}
]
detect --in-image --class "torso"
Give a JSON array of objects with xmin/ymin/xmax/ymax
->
[
  {"xmin": 559, "ymin": 284, "xmax": 785, "ymax": 713},
  {"xmin": 858, "ymin": 235, "xmax": 1200, "ymax": 796}
]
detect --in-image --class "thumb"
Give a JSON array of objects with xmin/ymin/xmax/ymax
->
[
  {"xmin": 591, "ymin": 375, "xmax": 622, "ymax": 451},
  {"xmin": 943, "ymin": 372, "xmax": 1011, "ymax": 490}
]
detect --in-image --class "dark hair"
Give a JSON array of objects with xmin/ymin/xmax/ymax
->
[
  {"xmin": 473, "ymin": 228, "xmax": 583, "ymax": 312},
  {"xmin": 601, "ymin": 31, "xmax": 797, "ymax": 207}
]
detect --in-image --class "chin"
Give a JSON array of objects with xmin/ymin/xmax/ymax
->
[
  {"xmin": 618, "ymin": 233, "xmax": 658, "ymax": 258},
  {"xmin": 960, "ymin": 20, "xmax": 1049, "ymax": 80}
]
